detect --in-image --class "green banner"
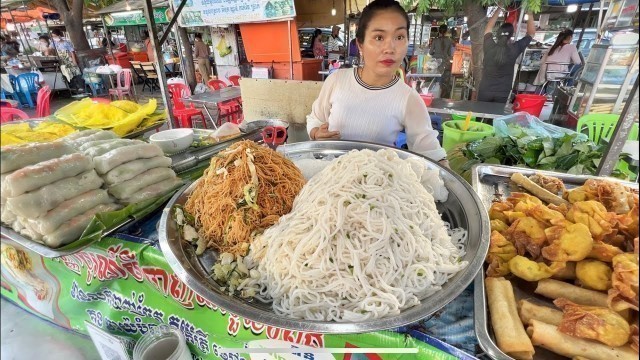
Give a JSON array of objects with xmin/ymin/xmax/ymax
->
[
  {"xmin": 0, "ymin": 237, "xmax": 457, "ymax": 360},
  {"xmin": 105, "ymin": 7, "xmax": 171, "ymax": 26}
]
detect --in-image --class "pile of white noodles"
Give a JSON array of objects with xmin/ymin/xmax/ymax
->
[{"xmin": 241, "ymin": 149, "xmax": 468, "ymax": 322}]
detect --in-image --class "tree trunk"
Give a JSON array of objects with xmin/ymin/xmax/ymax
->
[
  {"xmin": 463, "ymin": 0, "xmax": 487, "ymax": 100},
  {"xmin": 178, "ymin": 27, "xmax": 197, "ymax": 91},
  {"xmin": 50, "ymin": 0, "xmax": 91, "ymax": 51}
]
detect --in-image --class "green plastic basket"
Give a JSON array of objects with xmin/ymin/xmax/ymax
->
[{"xmin": 442, "ymin": 120, "xmax": 494, "ymax": 152}]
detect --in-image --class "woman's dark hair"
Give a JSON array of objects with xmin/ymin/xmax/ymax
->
[
  {"xmin": 549, "ymin": 28, "xmax": 574, "ymax": 56},
  {"xmin": 438, "ymin": 24, "xmax": 448, "ymax": 36},
  {"xmin": 355, "ymin": 0, "xmax": 410, "ymax": 44},
  {"xmin": 51, "ymin": 29, "xmax": 63, "ymax": 37},
  {"xmin": 38, "ymin": 35, "xmax": 50, "ymax": 46},
  {"xmin": 310, "ymin": 28, "xmax": 322, "ymax": 47},
  {"xmin": 493, "ymin": 22, "xmax": 514, "ymax": 65},
  {"xmin": 194, "ymin": 33, "xmax": 202, "ymax": 40},
  {"xmin": 462, "ymin": 31, "xmax": 470, "ymax": 40}
]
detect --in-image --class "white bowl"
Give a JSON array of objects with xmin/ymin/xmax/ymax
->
[{"xmin": 149, "ymin": 129, "xmax": 194, "ymax": 154}]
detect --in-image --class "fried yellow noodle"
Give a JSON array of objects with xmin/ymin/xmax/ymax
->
[{"xmin": 185, "ymin": 141, "xmax": 305, "ymax": 255}]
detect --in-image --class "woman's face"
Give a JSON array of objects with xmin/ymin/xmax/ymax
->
[
  {"xmin": 358, "ymin": 10, "xmax": 408, "ymax": 78},
  {"xmin": 40, "ymin": 40, "xmax": 48, "ymax": 47},
  {"xmin": 564, "ymin": 35, "xmax": 573, "ymax": 44}
]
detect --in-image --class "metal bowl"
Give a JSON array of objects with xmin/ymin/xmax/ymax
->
[
  {"xmin": 159, "ymin": 140, "xmax": 489, "ymax": 333},
  {"xmin": 239, "ymin": 119, "xmax": 289, "ymax": 133}
]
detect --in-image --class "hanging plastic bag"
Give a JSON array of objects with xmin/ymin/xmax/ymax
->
[
  {"xmin": 216, "ymin": 35, "xmax": 232, "ymax": 57},
  {"xmin": 493, "ymin": 112, "xmax": 588, "ymax": 140},
  {"xmin": 194, "ymin": 83, "xmax": 209, "ymax": 94}
]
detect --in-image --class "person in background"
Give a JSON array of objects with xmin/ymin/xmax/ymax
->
[
  {"xmin": 37, "ymin": 35, "xmax": 55, "ymax": 56},
  {"xmin": 306, "ymin": 0, "xmax": 447, "ymax": 165},
  {"xmin": 311, "ymin": 28, "xmax": 326, "ymax": 59},
  {"xmin": 143, "ymin": 31, "xmax": 155, "ymax": 62},
  {"xmin": 461, "ymin": 31, "xmax": 472, "ymax": 46},
  {"xmin": 533, "ymin": 28, "xmax": 582, "ymax": 97},
  {"xmin": 477, "ymin": 9, "xmax": 535, "ymax": 103},
  {"xmin": 193, "ymin": 33, "xmax": 210, "ymax": 83},
  {"xmin": 430, "ymin": 24, "xmax": 454, "ymax": 96},
  {"xmin": 348, "ymin": 38, "xmax": 360, "ymax": 64},
  {"xmin": 50, "ymin": 29, "xmax": 77, "ymax": 64},
  {"xmin": 327, "ymin": 25, "xmax": 342, "ymax": 64},
  {"xmin": 1, "ymin": 35, "xmax": 19, "ymax": 59}
]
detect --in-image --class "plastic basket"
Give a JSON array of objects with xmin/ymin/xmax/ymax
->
[
  {"xmin": 512, "ymin": 94, "xmax": 546, "ymax": 117},
  {"xmin": 442, "ymin": 120, "xmax": 494, "ymax": 152}
]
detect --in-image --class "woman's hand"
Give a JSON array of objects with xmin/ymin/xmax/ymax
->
[
  {"xmin": 438, "ymin": 159, "xmax": 450, "ymax": 168},
  {"xmin": 310, "ymin": 124, "xmax": 340, "ymax": 140}
]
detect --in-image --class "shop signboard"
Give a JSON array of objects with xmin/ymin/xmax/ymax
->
[
  {"xmin": 105, "ymin": 7, "xmax": 171, "ymax": 26},
  {"xmin": 174, "ymin": 0, "xmax": 295, "ymax": 27},
  {"xmin": 0, "ymin": 236, "xmax": 459, "ymax": 360}
]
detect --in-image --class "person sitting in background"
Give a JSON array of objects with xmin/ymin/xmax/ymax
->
[
  {"xmin": 307, "ymin": 0, "xmax": 447, "ymax": 165},
  {"xmin": 327, "ymin": 25, "xmax": 343, "ymax": 64},
  {"xmin": 38, "ymin": 36, "xmax": 55, "ymax": 56},
  {"xmin": 533, "ymin": 28, "xmax": 582, "ymax": 97},
  {"xmin": 477, "ymin": 9, "xmax": 535, "ymax": 103},
  {"xmin": 1, "ymin": 35, "xmax": 19, "ymax": 59}
]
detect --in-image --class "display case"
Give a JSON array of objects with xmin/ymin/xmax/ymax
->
[
  {"xmin": 603, "ymin": 0, "xmax": 640, "ymax": 31},
  {"xmin": 568, "ymin": 44, "xmax": 638, "ymax": 116}
]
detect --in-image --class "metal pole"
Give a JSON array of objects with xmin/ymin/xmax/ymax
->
[
  {"xmin": 597, "ymin": 77, "xmax": 639, "ymax": 176},
  {"xmin": 142, "ymin": 0, "xmax": 174, "ymax": 128},
  {"xmin": 597, "ymin": 0, "xmax": 605, "ymax": 32},
  {"xmin": 576, "ymin": 2, "xmax": 594, "ymax": 50},
  {"xmin": 287, "ymin": 19, "xmax": 293, "ymax": 79},
  {"xmin": 159, "ymin": 0, "xmax": 188, "ymax": 46}
]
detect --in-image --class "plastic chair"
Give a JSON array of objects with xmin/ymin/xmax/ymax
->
[
  {"xmin": 167, "ymin": 83, "xmax": 207, "ymax": 129},
  {"xmin": 576, "ymin": 114, "xmax": 639, "ymax": 143},
  {"xmin": 0, "ymin": 100, "xmax": 13, "ymax": 108},
  {"xmin": 36, "ymin": 86, "xmax": 52, "ymax": 117},
  {"xmin": 1, "ymin": 107, "xmax": 30, "ymax": 123},
  {"xmin": 208, "ymin": 79, "xmax": 227, "ymax": 90},
  {"xmin": 228, "ymin": 75, "xmax": 241, "ymax": 87},
  {"xmin": 15, "ymin": 73, "xmax": 40, "ymax": 108},
  {"xmin": 108, "ymin": 69, "xmax": 133, "ymax": 100}
]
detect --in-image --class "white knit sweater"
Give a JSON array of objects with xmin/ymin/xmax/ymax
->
[{"xmin": 306, "ymin": 68, "xmax": 446, "ymax": 161}]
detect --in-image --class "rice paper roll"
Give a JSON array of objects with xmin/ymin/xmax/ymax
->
[
  {"xmin": 68, "ymin": 130, "xmax": 118, "ymax": 148},
  {"xmin": 28, "ymin": 189, "xmax": 111, "ymax": 235},
  {"xmin": 83, "ymin": 139, "xmax": 144, "ymax": 158},
  {"xmin": 108, "ymin": 167, "xmax": 176, "ymax": 200},
  {"xmin": 78, "ymin": 139, "xmax": 123, "ymax": 152},
  {"xmin": 93, "ymin": 144, "xmax": 164, "ymax": 174},
  {"xmin": 1, "ymin": 203, "xmax": 17, "ymax": 225},
  {"xmin": 121, "ymin": 177, "xmax": 183, "ymax": 205},
  {"xmin": 43, "ymin": 203, "xmax": 122, "ymax": 248},
  {"xmin": 63, "ymin": 129, "xmax": 100, "ymax": 141},
  {"xmin": 6, "ymin": 170, "xmax": 103, "ymax": 218},
  {"xmin": 103, "ymin": 156, "xmax": 172, "ymax": 186},
  {"xmin": 3, "ymin": 153, "xmax": 93, "ymax": 197},
  {"xmin": 0, "ymin": 141, "xmax": 75, "ymax": 174}
]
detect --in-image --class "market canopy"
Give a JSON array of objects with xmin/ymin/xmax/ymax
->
[
  {"xmin": 95, "ymin": 0, "xmax": 169, "ymax": 15},
  {"xmin": 0, "ymin": 6, "xmax": 57, "ymax": 22}
]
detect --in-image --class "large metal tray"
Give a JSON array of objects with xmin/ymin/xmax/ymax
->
[
  {"xmin": 159, "ymin": 140, "xmax": 490, "ymax": 333},
  {"xmin": 0, "ymin": 217, "xmax": 134, "ymax": 258},
  {"xmin": 471, "ymin": 164, "xmax": 639, "ymax": 360}
]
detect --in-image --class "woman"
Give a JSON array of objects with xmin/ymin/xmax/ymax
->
[
  {"xmin": 477, "ymin": 10, "xmax": 535, "ymax": 103},
  {"xmin": 430, "ymin": 24, "xmax": 453, "ymax": 96},
  {"xmin": 534, "ymin": 29, "xmax": 582, "ymax": 95},
  {"xmin": 306, "ymin": 0, "xmax": 446, "ymax": 164},
  {"xmin": 143, "ymin": 31, "xmax": 155, "ymax": 62},
  {"xmin": 311, "ymin": 28, "xmax": 326, "ymax": 59},
  {"xmin": 38, "ymin": 36, "xmax": 54, "ymax": 56}
]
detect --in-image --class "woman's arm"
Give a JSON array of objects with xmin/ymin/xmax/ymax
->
[
  {"xmin": 526, "ymin": 12, "xmax": 536, "ymax": 37},
  {"xmin": 307, "ymin": 73, "xmax": 340, "ymax": 140},
  {"xmin": 485, "ymin": 9, "xmax": 500, "ymax": 35},
  {"xmin": 404, "ymin": 91, "xmax": 447, "ymax": 162},
  {"xmin": 570, "ymin": 44, "xmax": 582, "ymax": 65}
]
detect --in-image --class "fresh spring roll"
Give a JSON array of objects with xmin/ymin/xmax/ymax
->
[
  {"xmin": 6, "ymin": 170, "xmax": 103, "ymax": 218},
  {"xmin": 108, "ymin": 167, "xmax": 176, "ymax": 200},
  {"xmin": 0, "ymin": 141, "xmax": 75, "ymax": 174},
  {"xmin": 83, "ymin": 139, "xmax": 144, "ymax": 158},
  {"xmin": 63, "ymin": 129, "xmax": 100, "ymax": 141},
  {"xmin": 78, "ymin": 138, "xmax": 124, "ymax": 152},
  {"xmin": 43, "ymin": 203, "xmax": 122, "ymax": 248},
  {"xmin": 121, "ymin": 177, "xmax": 183, "ymax": 205},
  {"xmin": 27, "ymin": 189, "xmax": 110, "ymax": 235},
  {"xmin": 93, "ymin": 143, "xmax": 164, "ymax": 174},
  {"xmin": 1, "ymin": 203, "xmax": 17, "ymax": 225},
  {"xmin": 103, "ymin": 156, "xmax": 172, "ymax": 186},
  {"xmin": 527, "ymin": 319, "xmax": 637, "ymax": 360},
  {"xmin": 486, "ymin": 277, "xmax": 535, "ymax": 359},
  {"xmin": 3, "ymin": 153, "xmax": 93, "ymax": 198},
  {"xmin": 68, "ymin": 130, "xmax": 118, "ymax": 148}
]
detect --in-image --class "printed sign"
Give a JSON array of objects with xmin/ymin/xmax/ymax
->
[
  {"xmin": 105, "ymin": 7, "xmax": 171, "ymax": 26},
  {"xmin": 174, "ymin": 0, "xmax": 295, "ymax": 27}
]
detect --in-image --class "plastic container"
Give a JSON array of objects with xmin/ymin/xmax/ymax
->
[
  {"xmin": 420, "ymin": 93, "xmax": 434, "ymax": 106},
  {"xmin": 512, "ymin": 94, "xmax": 546, "ymax": 117},
  {"xmin": 442, "ymin": 120, "xmax": 494, "ymax": 152},
  {"xmin": 133, "ymin": 325, "xmax": 191, "ymax": 360},
  {"xmin": 451, "ymin": 114, "xmax": 477, "ymax": 122}
]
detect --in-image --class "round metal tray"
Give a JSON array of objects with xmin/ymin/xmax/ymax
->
[{"xmin": 159, "ymin": 140, "xmax": 490, "ymax": 333}]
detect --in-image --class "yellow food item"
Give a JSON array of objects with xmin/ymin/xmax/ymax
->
[
  {"xmin": 566, "ymin": 201, "xmax": 616, "ymax": 241},
  {"xmin": 1, "ymin": 123, "xmax": 31, "ymax": 134},
  {"xmin": 1, "ymin": 132, "xmax": 26, "ymax": 146},
  {"xmin": 491, "ymin": 219, "xmax": 509, "ymax": 233},
  {"xmin": 508, "ymin": 255, "xmax": 565, "ymax": 281},
  {"xmin": 555, "ymin": 298, "xmax": 631, "ymax": 347},
  {"xmin": 608, "ymin": 252, "xmax": 639, "ymax": 312},
  {"xmin": 576, "ymin": 259, "xmax": 612, "ymax": 291},
  {"xmin": 542, "ymin": 223, "xmax": 593, "ymax": 262},
  {"xmin": 506, "ymin": 217, "xmax": 547, "ymax": 258},
  {"xmin": 1, "ymin": 121, "xmax": 77, "ymax": 146},
  {"xmin": 486, "ymin": 230, "xmax": 517, "ymax": 277}
]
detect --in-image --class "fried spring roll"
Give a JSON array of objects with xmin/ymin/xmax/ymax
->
[
  {"xmin": 518, "ymin": 299, "xmax": 563, "ymax": 326},
  {"xmin": 528, "ymin": 320, "xmax": 637, "ymax": 360},
  {"xmin": 535, "ymin": 279, "xmax": 608, "ymax": 307},
  {"xmin": 486, "ymin": 277, "xmax": 535, "ymax": 359}
]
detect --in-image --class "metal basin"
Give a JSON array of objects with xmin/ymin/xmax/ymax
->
[{"xmin": 159, "ymin": 140, "xmax": 489, "ymax": 333}]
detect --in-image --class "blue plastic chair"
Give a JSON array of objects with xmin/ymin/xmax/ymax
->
[
  {"xmin": 15, "ymin": 73, "xmax": 40, "ymax": 108},
  {"xmin": 84, "ymin": 73, "xmax": 107, "ymax": 97}
]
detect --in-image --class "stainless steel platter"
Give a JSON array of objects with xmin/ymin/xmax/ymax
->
[
  {"xmin": 472, "ymin": 164, "xmax": 639, "ymax": 360},
  {"xmin": 159, "ymin": 140, "xmax": 490, "ymax": 333}
]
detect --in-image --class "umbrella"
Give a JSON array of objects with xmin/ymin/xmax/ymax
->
[{"xmin": 1, "ymin": 6, "xmax": 57, "ymax": 23}]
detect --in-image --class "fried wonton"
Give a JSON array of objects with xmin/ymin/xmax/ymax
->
[
  {"xmin": 509, "ymin": 255, "xmax": 565, "ymax": 282},
  {"xmin": 554, "ymin": 298, "xmax": 631, "ymax": 347},
  {"xmin": 506, "ymin": 217, "xmax": 547, "ymax": 259},
  {"xmin": 608, "ymin": 253, "xmax": 639, "ymax": 312},
  {"xmin": 566, "ymin": 201, "xmax": 617, "ymax": 241},
  {"xmin": 542, "ymin": 223, "xmax": 593, "ymax": 262},
  {"xmin": 486, "ymin": 230, "xmax": 517, "ymax": 277},
  {"xmin": 575, "ymin": 259, "xmax": 612, "ymax": 291}
]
